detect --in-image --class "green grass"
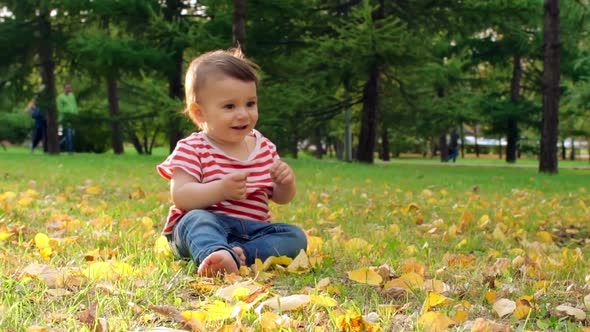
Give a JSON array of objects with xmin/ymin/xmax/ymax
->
[{"xmin": 1, "ymin": 147, "xmax": 590, "ymax": 331}]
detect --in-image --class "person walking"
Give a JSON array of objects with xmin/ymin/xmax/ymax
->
[
  {"xmin": 26, "ymin": 98, "xmax": 48, "ymax": 153},
  {"xmin": 56, "ymin": 83, "xmax": 78, "ymax": 153}
]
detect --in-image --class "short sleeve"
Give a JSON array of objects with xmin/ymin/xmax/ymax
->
[
  {"xmin": 267, "ymin": 139, "xmax": 280, "ymax": 161},
  {"xmin": 156, "ymin": 139, "xmax": 203, "ymax": 182}
]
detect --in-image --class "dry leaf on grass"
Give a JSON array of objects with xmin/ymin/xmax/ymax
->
[
  {"xmin": 554, "ymin": 304, "xmax": 586, "ymax": 321},
  {"xmin": 492, "ymin": 298, "xmax": 516, "ymax": 318},
  {"xmin": 417, "ymin": 311, "xmax": 455, "ymax": 332},
  {"xmin": 347, "ymin": 267, "xmax": 383, "ymax": 285},
  {"xmin": 256, "ymin": 294, "xmax": 311, "ymax": 312}
]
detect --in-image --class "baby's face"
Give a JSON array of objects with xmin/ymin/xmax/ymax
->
[{"xmin": 196, "ymin": 75, "xmax": 258, "ymax": 146}]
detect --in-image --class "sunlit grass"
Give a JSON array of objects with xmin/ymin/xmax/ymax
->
[{"xmin": 1, "ymin": 147, "xmax": 589, "ymax": 331}]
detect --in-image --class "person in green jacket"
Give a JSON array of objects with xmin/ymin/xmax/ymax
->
[{"xmin": 57, "ymin": 83, "xmax": 78, "ymax": 153}]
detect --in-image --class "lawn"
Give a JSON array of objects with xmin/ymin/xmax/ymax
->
[{"xmin": 1, "ymin": 148, "xmax": 590, "ymax": 331}]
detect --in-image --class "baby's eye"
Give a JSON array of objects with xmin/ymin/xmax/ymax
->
[
  {"xmin": 246, "ymin": 101, "xmax": 257, "ymax": 107},
  {"xmin": 223, "ymin": 104, "xmax": 235, "ymax": 110}
]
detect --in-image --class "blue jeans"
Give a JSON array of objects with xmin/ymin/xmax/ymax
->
[
  {"xmin": 62, "ymin": 127, "xmax": 75, "ymax": 153},
  {"xmin": 168, "ymin": 210, "xmax": 307, "ymax": 267}
]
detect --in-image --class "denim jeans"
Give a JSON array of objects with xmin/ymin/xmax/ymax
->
[
  {"xmin": 168, "ymin": 209, "xmax": 307, "ymax": 267},
  {"xmin": 62, "ymin": 127, "xmax": 75, "ymax": 153}
]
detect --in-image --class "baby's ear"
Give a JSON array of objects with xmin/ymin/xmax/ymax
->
[{"xmin": 188, "ymin": 102, "xmax": 205, "ymax": 124}]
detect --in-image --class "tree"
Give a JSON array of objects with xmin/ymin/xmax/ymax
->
[
  {"xmin": 69, "ymin": 0, "xmax": 166, "ymax": 154},
  {"xmin": 539, "ymin": 0, "xmax": 560, "ymax": 173},
  {"xmin": 0, "ymin": 1, "xmax": 74, "ymax": 154}
]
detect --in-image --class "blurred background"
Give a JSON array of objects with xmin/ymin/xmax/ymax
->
[{"xmin": 0, "ymin": 0, "xmax": 588, "ymax": 169}]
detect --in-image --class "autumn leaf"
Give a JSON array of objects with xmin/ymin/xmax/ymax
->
[
  {"xmin": 200, "ymin": 301, "xmax": 234, "ymax": 321},
  {"xmin": 554, "ymin": 304, "xmax": 586, "ymax": 321},
  {"xmin": 335, "ymin": 310, "xmax": 379, "ymax": 332},
  {"xmin": 310, "ymin": 294, "xmax": 338, "ymax": 307},
  {"xmin": 216, "ymin": 280, "xmax": 262, "ymax": 302},
  {"xmin": 347, "ymin": 267, "xmax": 383, "ymax": 285},
  {"xmin": 514, "ymin": 296, "xmax": 533, "ymax": 320},
  {"xmin": 82, "ymin": 261, "xmax": 133, "ymax": 280},
  {"xmin": 423, "ymin": 279, "xmax": 450, "ymax": 293},
  {"xmin": 287, "ymin": 249, "xmax": 310, "ymax": 273},
  {"xmin": 261, "ymin": 255, "xmax": 293, "ymax": 271},
  {"xmin": 86, "ymin": 185, "xmax": 102, "ymax": 195},
  {"xmin": 0, "ymin": 231, "xmax": 15, "ymax": 241},
  {"xmin": 421, "ymin": 292, "xmax": 451, "ymax": 313},
  {"xmin": 417, "ymin": 311, "xmax": 454, "ymax": 332},
  {"xmin": 306, "ymin": 236, "xmax": 323, "ymax": 254},
  {"xmin": 401, "ymin": 258, "xmax": 426, "ymax": 276},
  {"xmin": 345, "ymin": 238, "xmax": 373, "ymax": 253},
  {"xmin": 154, "ymin": 235, "xmax": 172, "ymax": 257},
  {"xmin": 493, "ymin": 298, "xmax": 516, "ymax": 318},
  {"xmin": 257, "ymin": 295, "xmax": 311, "ymax": 312}
]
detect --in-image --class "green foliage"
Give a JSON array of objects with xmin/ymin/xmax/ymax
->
[
  {"xmin": 69, "ymin": 109, "xmax": 112, "ymax": 153},
  {"xmin": 0, "ymin": 111, "xmax": 31, "ymax": 144},
  {"xmin": 0, "ymin": 0, "xmax": 589, "ymax": 162}
]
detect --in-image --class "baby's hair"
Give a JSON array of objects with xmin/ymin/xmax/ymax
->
[{"xmin": 184, "ymin": 48, "xmax": 259, "ymax": 126}]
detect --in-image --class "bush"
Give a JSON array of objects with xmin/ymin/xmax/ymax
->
[
  {"xmin": 0, "ymin": 112, "xmax": 32, "ymax": 144},
  {"xmin": 68, "ymin": 110, "xmax": 111, "ymax": 153}
]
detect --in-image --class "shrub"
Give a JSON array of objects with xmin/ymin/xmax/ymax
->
[
  {"xmin": 0, "ymin": 112, "xmax": 32, "ymax": 144},
  {"xmin": 68, "ymin": 110, "xmax": 111, "ymax": 153}
]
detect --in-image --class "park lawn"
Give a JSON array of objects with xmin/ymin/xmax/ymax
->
[{"xmin": 1, "ymin": 148, "xmax": 590, "ymax": 331}]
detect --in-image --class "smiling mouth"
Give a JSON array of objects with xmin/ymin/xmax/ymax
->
[{"xmin": 232, "ymin": 125, "xmax": 248, "ymax": 130}]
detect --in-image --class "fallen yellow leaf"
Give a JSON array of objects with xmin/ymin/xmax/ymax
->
[
  {"xmin": 287, "ymin": 249, "xmax": 310, "ymax": 273},
  {"xmin": 86, "ymin": 185, "xmax": 102, "ymax": 195},
  {"xmin": 347, "ymin": 267, "xmax": 383, "ymax": 285},
  {"xmin": 422, "ymin": 291, "xmax": 451, "ymax": 313},
  {"xmin": 417, "ymin": 311, "xmax": 454, "ymax": 332},
  {"xmin": 0, "ymin": 231, "xmax": 15, "ymax": 241},
  {"xmin": 257, "ymin": 294, "xmax": 311, "ymax": 312},
  {"xmin": 310, "ymin": 294, "xmax": 338, "ymax": 307},
  {"xmin": 492, "ymin": 298, "xmax": 516, "ymax": 318}
]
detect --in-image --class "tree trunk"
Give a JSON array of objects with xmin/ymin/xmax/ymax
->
[
  {"xmin": 128, "ymin": 128, "xmax": 144, "ymax": 154},
  {"xmin": 561, "ymin": 139, "xmax": 566, "ymax": 160},
  {"xmin": 233, "ymin": 0, "xmax": 247, "ymax": 50},
  {"xmin": 357, "ymin": 63, "xmax": 379, "ymax": 163},
  {"xmin": 439, "ymin": 134, "xmax": 448, "ymax": 162},
  {"xmin": 289, "ymin": 124, "xmax": 299, "ymax": 158},
  {"xmin": 569, "ymin": 138, "xmax": 575, "ymax": 160},
  {"xmin": 498, "ymin": 136, "xmax": 503, "ymax": 159},
  {"xmin": 164, "ymin": 0, "xmax": 185, "ymax": 152},
  {"xmin": 107, "ymin": 74, "xmax": 124, "ymax": 154},
  {"xmin": 344, "ymin": 86, "xmax": 352, "ymax": 162},
  {"xmin": 380, "ymin": 126, "xmax": 390, "ymax": 161},
  {"xmin": 540, "ymin": 0, "xmax": 560, "ymax": 174},
  {"xmin": 313, "ymin": 126, "xmax": 323, "ymax": 159},
  {"xmin": 474, "ymin": 124, "xmax": 480, "ymax": 157},
  {"xmin": 460, "ymin": 123, "xmax": 465, "ymax": 158},
  {"xmin": 168, "ymin": 48, "xmax": 184, "ymax": 152},
  {"xmin": 506, "ymin": 118, "xmax": 518, "ymax": 163},
  {"xmin": 37, "ymin": 9, "xmax": 59, "ymax": 154},
  {"xmin": 430, "ymin": 137, "xmax": 437, "ymax": 157},
  {"xmin": 507, "ymin": 54, "xmax": 522, "ymax": 163}
]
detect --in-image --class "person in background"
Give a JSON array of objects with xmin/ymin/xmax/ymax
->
[
  {"xmin": 57, "ymin": 83, "xmax": 78, "ymax": 153},
  {"xmin": 26, "ymin": 98, "xmax": 48, "ymax": 153},
  {"xmin": 156, "ymin": 49, "xmax": 307, "ymax": 277}
]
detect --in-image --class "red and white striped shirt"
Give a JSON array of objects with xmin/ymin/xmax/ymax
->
[{"xmin": 156, "ymin": 129, "xmax": 278, "ymax": 235}]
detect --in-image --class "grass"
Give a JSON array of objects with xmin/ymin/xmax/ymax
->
[{"xmin": 1, "ymin": 147, "xmax": 590, "ymax": 331}]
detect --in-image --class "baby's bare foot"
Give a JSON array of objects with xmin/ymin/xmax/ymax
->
[
  {"xmin": 197, "ymin": 250, "xmax": 239, "ymax": 277},
  {"xmin": 232, "ymin": 246, "xmax": 246, "ymax": 265}
]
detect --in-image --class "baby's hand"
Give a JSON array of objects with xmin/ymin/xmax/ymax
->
[
  {"xmin": 221, "ymin": 172, "xmax": 248, "ymax": 200},
  {"xmin": 270, "ymin": 160, "xmax": 294, "ymax": 186}
]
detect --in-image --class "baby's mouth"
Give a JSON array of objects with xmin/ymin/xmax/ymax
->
[{"xmin": 232, "ymin": 125, "xmax": 248, "ymax": 130}]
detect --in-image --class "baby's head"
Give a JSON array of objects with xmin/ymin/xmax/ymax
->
[{"xmin": 184, "ymin": 49, "xmax": 259, "ymax": 128}]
